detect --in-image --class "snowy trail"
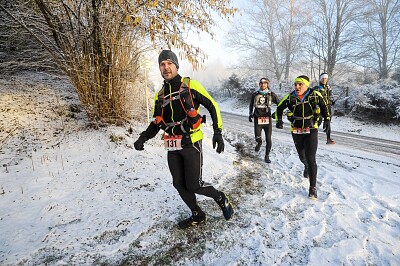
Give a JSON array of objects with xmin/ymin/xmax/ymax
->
[
  {"xmin": 222, "ymin": 129, "xmax": 400, "ymax": 265},
  {"xmin": 221, "ymin": 111, "xmax": 400, "ymax": 159},
  {"xmin": 92, "ymin": 127, "xmax": 400, "ymax": 265},
  {"xmin": 1, "ymin": 74, "xmax": 399, "ymax": 265}
]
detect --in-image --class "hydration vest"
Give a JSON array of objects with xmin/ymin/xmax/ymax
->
[
  {"xmin": 152, "ymin": 77, "xmax": 205, "ymax": 133},
  {"xmin": 254, "ymin": 91, "xmax": 272, "ymax": 109},
  {"xmin": 287, "ymin": 89, "xmax": 320, "ymax": 128}
]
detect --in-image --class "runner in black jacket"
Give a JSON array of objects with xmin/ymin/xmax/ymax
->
[
  {"xmin": 313, "ymin": 73, "xmax": 336, "ymax": 144},
  {"xmin": 249, "ymin": 78, "xmax": 280, "ymax": 163}
]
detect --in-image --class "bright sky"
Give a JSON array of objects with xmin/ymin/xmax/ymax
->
[{"xmin": 147, "ymin": 1, "xmax": 246, "ymax": 90}]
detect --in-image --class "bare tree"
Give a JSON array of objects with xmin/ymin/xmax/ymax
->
[
  {"xmin": 0, "ymin": 1, "xmax": 57, "ymax": 73},
  {"xmin": 1, "ymin": 0, "xmax": 237, "ymax": 123},
  {"xmin": 279, "ymin": 0, "xmax": 299, "ymax": 80},
  {"xmin": 352, "ymin": 0, "xmax": 400, "ymax": 79},
  {"xmin": 226, "ymin": 0, "xmax": 305, "ymax": 82},
  {"xmin": 308, "ymin": 0, "xmax": 359, "ymax": 78}
]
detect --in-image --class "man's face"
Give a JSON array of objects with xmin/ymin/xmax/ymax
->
[
  {"xmin": 321, "ymin": 78, "xmax": 328, "ymax": 85},
  {"xmin": 294, "ymin": 82, "xmax": 308, "ymax": 96},
  {"xmin": 259, "ymin": 80, "xmax": 269, "ymax": 90},
  {"xmin": 159, "ymin": 60, "xmax": 178, "ymax": 81}
]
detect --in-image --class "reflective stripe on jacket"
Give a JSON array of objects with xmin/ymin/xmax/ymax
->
[
  {"xmin": 275, "ymin": 88, "xmax": 330, "ymax": 132},
  {"xmin": 147, "ymin": 75, "xmax": 223, "ymax": 144}
]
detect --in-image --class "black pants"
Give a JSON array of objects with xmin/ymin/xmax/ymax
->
[
  {"xmin": 292, "ymin": 129, "xmax": 318, "ymax": 187},
  {"xmin": 318, "ymin": 106, "xmax": 332, "ymax": 139},
  {"xmin": 254, "ymin": 117, "xmax": 273, "ymax": 155},
  {"xmin": 167, "ymin": 140, "xmax": 220, "ymax": 212}
]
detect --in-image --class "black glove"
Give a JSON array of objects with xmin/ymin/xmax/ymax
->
[
  {"xmin": 276, "ymin": 120, "xmax": 283, "ymax": 129},
  {"xmin": 212, "ymin": 130, "xmax": 224, "ymax": 153},
  {"xmin": 134, "ymin": 136, "xmax": 146, "ymax": 150},
  {"xmin": 286, "ymin": 111, "xmax": 294, "ymax": 122},
  {"xmin": 249, "ymin": 115, "xmax": 253, "ymax": 122},
  {"xmin": 323, "ymin": 119, "xmax": 330, "ymax": 132}
]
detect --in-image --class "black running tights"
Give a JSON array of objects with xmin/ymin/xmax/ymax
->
[
  {"xmin": 292, "ymin": 129, "xmax": 318, "ymax": 187},
  {"xmin": 167, "ymin": 141, "xmax": 220, "ymax": 212},
  {"xmin": 254, "ymin": 119, "xmax": 273, "ymax": 155}
]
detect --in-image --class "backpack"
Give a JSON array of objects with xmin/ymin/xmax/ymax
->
[{"xmin": 153, "ymin": 77, "xmax": 205, "ymax": 132}]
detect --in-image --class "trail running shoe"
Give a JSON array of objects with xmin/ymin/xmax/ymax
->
[
  {"xmin": 178, "ymin": 210, "xmax": 206, "ymax": 229},
  {"xmin": 326, "ymin": 138, "xmax": 336, "ymax": 145},
  {"xmin": 216, "ymin": 192, "xmax": 234, "ymax": 220},
  {"xmin": 308, "ymin": 186, "xmax": 318, "ymax": 200},
  {"xmin": 255, "ymin": 143, "xmax": 262, "ymax": 152}
]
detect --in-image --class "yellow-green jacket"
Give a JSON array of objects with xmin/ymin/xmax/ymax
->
[
  {"xmin": 275, "ymin": 88, "xmax": 330, "ymax": 131},
  {"xmin": 140, "ymin": 74, "xmax": 223, "ymax": 145}
]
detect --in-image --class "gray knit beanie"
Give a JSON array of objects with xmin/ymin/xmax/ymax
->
[{"xmin": 158, "ymin": 50, "xmax": 179, "ymax": 69}]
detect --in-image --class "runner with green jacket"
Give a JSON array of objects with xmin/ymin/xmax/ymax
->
[
  {"xmin": 313, "ymin": 73, "xmax": 336, "ymax": 144},
  {"xmin": 275, "ymin": 75, "xmax": 330, "ymax": 199},
  {"xmin": 134, "ymin": 50, "xmax": 233, "ymax": 228}
]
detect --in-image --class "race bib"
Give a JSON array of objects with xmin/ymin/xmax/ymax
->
[
  {"xmin": 292, "ymin": 127, "xmax": 311, "ymax": 134},
  {"xmin": 258, "ymin": 116, "xmax": 270, "ymax": 125},
  {"xmin": 164, "ymin": 135, "xmax": 183, "ymax": 150}
]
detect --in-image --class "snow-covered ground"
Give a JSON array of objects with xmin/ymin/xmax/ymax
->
[
  {"xmin": 217, "ymin": 97, "xmax": 400, "ymax": 142},
  {"xmin": 0, "ymin": 73, "xmax": 399, "ymax": 265}
]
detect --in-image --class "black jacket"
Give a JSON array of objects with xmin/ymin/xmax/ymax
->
[
  {"xmin": 275, "ymin": 88, "xmax": 330, "ymax": 130},
  {"xmin": 140, "ymin": 74, "xmax": 223, "ymax": 145},
  {"xmin": 313, "ymin": 83, "xmax": 334, "ymax": 106},
  {"xmin": 249, "ymin": 89, "xmax": 280, "ymax": 117}
]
